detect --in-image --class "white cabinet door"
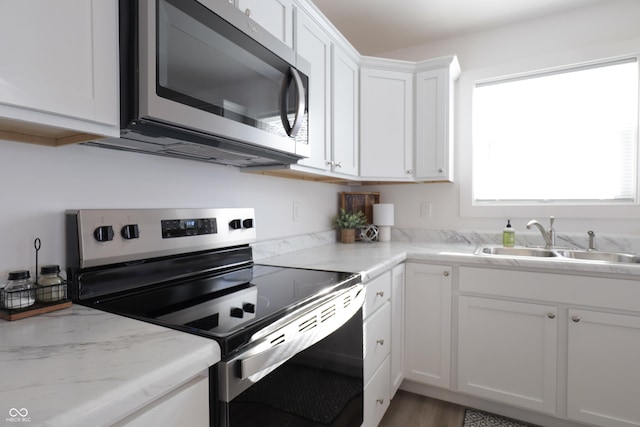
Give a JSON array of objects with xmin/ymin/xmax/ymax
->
[
  {"xmin": 360, "ymin": 67, "xmax": 414, "ymax": 180},
  {"xmin": 113, "ymin": 374, "xmax": 209, "ymax": 427},
  {"xmin": 0, "ymin": 0, "xmax": 119, "ymax": 142},
  {"xmin": 294, "ymin": 10, "xmax": 331, "ymax": 171},
  {"xmin": 567, "ymin": 309, "xmax": 640, "ymax": 427},
  {"xmin": 330, "ymin": 46, "xmax": 359, "ymax": 176},
  {"xmin": 404, "ymin": 263, "xmax": 452, "ymax": 389},
  {"xmin": 414, "ymin": 57, "xmax": 459, "ymax": 182},
  {"xmin": 390, "ymin": 263, "xmax": 405, "ymax": 397},
  {"xmin": 458, "ymin": 296, "xmax": 557, "ymax": 414},
  {"xmin": 237, "ymin": 0, "xmax": 293, "ymax": 48}
]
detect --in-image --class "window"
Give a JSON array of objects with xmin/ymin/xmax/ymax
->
[{"xmin": 473, "ymin": 57, "xmax": 639, "ymax": 204}]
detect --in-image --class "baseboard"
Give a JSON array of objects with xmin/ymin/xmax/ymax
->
[{"xmin": 399, "ymin": 380, "xmax": 592, "ymax": 427}]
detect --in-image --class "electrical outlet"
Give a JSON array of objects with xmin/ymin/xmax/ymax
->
[
  {"xmin": 420, "ymin": 201, "xmax": 432, "ymax": 218},
  {"xmin": 293, "ymin": 201, "xmax": 301, "ymax": 222}
]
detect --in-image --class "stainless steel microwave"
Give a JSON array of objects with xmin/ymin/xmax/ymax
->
[{"xmin": 88, "ymin": 0, "xmax": 310, "ymax": 167}]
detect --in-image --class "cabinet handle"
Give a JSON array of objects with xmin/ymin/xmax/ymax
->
[
  {"xmin": 571, "ymin": 315, "xmax": 581, "ymax": 323},
  {"xmin": 376, "ymin": 339, "xmax": 385, "ymax": 346},
  {"xmin": 406, "ymin": 170, "xmax": 413, "ymax": 174},
  {"xmin": 443, "ymin": 271, "xmax": 449, "ymax": 277},
  {"xmin": 335, "ymin": 162, "xmax": 342, "ymax": 168},
  {"xmin": 376, "ymin": 291, "xmax": 384, "ymax": 297},
  {"xmin": 376, "ymin": 398, "xmax": 385, "ymax": 405},
  {"xmin": 547, "ymin": 313, "xmax": 556, "ymax": 319},
  {"xmin": 326, "ymin": 161, "xmax": 334, "ymax": 166},
  {"xmin": 438, "ymin": 168, "xmax": 443, "ymax": 173}
]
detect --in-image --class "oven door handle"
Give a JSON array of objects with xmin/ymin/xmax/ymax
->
[{"xmin": 239, "ymin": 285, "xmax": 363, "ymax": 379}]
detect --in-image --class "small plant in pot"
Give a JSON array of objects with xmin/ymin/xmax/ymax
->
[{"xmin": 335, "ymin": 209, "xmax": 367, "ymax": 243}]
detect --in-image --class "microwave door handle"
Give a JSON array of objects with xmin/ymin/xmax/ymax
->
[{"xmin": 279, "ymin": 67, "xmax": 306, "ymax": 137}]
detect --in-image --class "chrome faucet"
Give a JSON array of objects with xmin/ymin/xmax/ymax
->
[
  {"xmin": 587, "ymin": 230, "xmax": 597, "ymax": 251},
  {"xmin": 526, "ymin": 216, "xmax": 556, "ymax": 248}
]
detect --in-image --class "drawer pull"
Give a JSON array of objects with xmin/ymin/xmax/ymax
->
[
  {"xmin": 376, "ymin": 339, "xmax": 385, "ymax": 346},
  {"xmin": 547, "ymin": 313, "xmax": 556, "ymax": 319},
  {"xmin": 376, "ymin": 398, "xmax": 385, "ymax": 405},
  {"xmin": 443, "ymin": 271, "xmax": 449, "ymax": 277},
  {"xmin": 376, "ymin": 291, "xmax": 384, "ymax": 297},
  {"xmin": 572, "ymin": 315, "xmax": 581, "ymax": 323}
]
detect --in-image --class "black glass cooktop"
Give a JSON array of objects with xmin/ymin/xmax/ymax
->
[{"xmin": 87, "ymin": 265, "xmax": 360, "ymax": 356}]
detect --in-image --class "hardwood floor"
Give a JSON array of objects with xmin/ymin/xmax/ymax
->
[{"xmin": 378, "ymin": 390, "xmax": 466, "ymax": 427}]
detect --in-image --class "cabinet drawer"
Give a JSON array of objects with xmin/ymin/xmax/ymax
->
[
  {"xmin": 364, "ymin": 271, "xmax": 391, "ymax": 319},
  {"xmin": 364, "ymin": 302, "xmax": 390, "ymax": 382},
  {"xmin": 363, "ymin": 356, "xmax": 391, "ymax": 427}
]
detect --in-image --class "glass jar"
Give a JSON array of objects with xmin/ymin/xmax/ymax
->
[
  {"xmin": 37, "ymin": 265, "xmax": 65, "ymax": 302},
  {"xmin": 2, "ymin": 270, "xmax": 35, "ymax": 310}
]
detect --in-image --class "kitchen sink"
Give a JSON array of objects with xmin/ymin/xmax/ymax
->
[
  {"xmin": 475, "ymin": 245, "xmax": 640, "ymax": 264},
  {"xmin": 554, "ymin": 250, "xmax": 640, "ymax": 264},
  {"xmin": 475, "ymin": 246, "xmax": 558, "ymax": 257}
]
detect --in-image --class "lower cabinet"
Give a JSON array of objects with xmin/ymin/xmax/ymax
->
[
  {"xmin": 113, "ymin": 373, "xmax": 209, "ymax": 427},
  {"xmin": 362, "ymin": 264, "xmax": 405, "ymax": 427},
  {"xmin": 457, "ymin": 296, "xmax": 558, "ymax": 414},
  {"xmin": 404, "ymin": 263, "xmax": 452, "ymax": 388},
  {"xmin": 363, "ymin": 271, "xmax": 391, "ymax": 427},
  {"xmin": 457, "ymin": 266, "xmax": 640, "ymax": 427},
  {"xmin": 567, "ymin": 309, "xmax": 640, "ymax": 427}
]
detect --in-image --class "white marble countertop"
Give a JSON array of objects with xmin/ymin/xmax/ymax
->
[
  {"xmin": 3, "ymin": 239, "xmax": 639, "ymax": 427},
  {"xmin": 256, "ymin": 241, "xmax": 640, "ymax": 281},
  {"xmin": 0, "ymin": 305, "xmax": 220, "ymax": 427}
]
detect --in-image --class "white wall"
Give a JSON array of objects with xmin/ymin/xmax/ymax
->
[
  {"xmin": 0, "ymin": 140, "xmax": 344, "ymax": 276},
  {"xmin": 364, "ymin": 0, "xmax": 640, "ymax": 236}
]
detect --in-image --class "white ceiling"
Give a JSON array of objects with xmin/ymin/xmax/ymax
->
[{"xmin": 309, "ymin": 0, "xmax": 612, "ymax": 55}]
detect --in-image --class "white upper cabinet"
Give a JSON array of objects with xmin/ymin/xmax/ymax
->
[
  {"xmin": 360, "ymin": 64, "xmax": 414, "ymax": 180},
  {"xmin": 236, "ymin": 0, "xmax": 293, "ymax": 48},
  {"xmin": 294, "ymin": 9, "xmax": 332, "ymax": 171},
  {"xmin": 330, "ymin": 46, "xmax": 359, "ymax": 176},
  {"xmin": 0, "ymin": 0, "xmax": 119, "ymax": 145},
  {"xmin": 414, "ymin": 56, "xmax": 460, "ymax": 182}
]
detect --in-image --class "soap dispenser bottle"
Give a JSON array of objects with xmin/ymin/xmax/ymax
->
[{"xmin": 503, "ymin": 220, "xmax": 515, "ymax": 247}]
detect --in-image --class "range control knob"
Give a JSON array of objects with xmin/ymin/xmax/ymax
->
[
  {"xmin": 242, "ymin": 219, "xmax": 254, "ymax": 229},
  {"xmin": 230, "ymin": 307, "xmax": 244, "ymax": 318},
  {"xmin": 121, "ymin": 224, "xmax": 140, "ymax": 240},
  {"xmin": 229, "ymin": 219, "xmax": 242, "ymax": 230},
  {"xmin": 94, "ymin": 226, "xmax": 115, "ymax": 242},
  {"xmin": 243, "ymin": 302, "xmax": 256, "ymax": 313}
]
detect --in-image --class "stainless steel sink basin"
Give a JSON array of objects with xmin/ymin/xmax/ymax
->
[
  {"xmin": 475, "ymin": 246, "xmax": 558, "ymax": 257},
  {"xmin": 554, "ymin": 250, "xmax": 640, "ymax": 264},
  {"xmin": 475, "ymin": 245, "xmax": 640, "ymax": 264}
]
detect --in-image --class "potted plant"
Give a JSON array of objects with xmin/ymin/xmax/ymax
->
[{"xmin": 335, "ymin": 208, "xmax": 367, "ymax": 243}]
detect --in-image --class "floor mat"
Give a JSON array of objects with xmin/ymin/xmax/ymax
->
[{"xmin": 463, "ymin": 408, "xmax": 531, "ymax": 427}]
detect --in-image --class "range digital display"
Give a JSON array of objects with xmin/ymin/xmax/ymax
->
[{"xmin": 161, "ymin": 218, "xmax": 217, "ymax": 238}]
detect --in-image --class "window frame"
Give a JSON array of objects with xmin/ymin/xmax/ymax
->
[
  {"xmin": 472, "ymin": 56, "xmax": 639, "ymax": 206},
  {"xmin": 458, "ymin": 53, "xmax": 640, "ymax": 220}
]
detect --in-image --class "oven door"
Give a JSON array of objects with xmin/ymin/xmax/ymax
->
[{"xmin": 216, "ymin": 285, "xmax": 364, "ymax": 427}]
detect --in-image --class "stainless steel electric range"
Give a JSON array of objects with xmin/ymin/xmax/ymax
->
[{"xmin": 65, "ymin": 208, "xmax": 364, "ymax": 427}]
